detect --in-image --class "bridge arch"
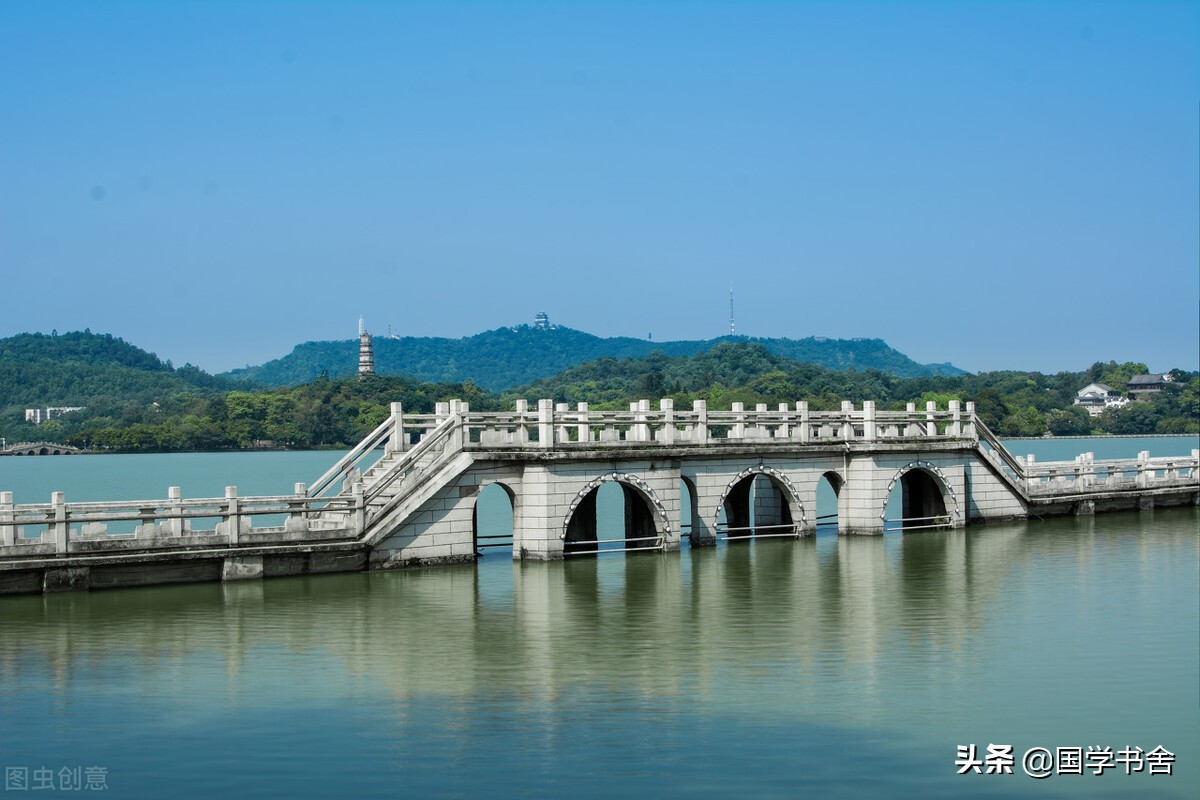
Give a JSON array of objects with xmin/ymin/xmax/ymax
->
[
  {"xmin": 714, "ymin": 465, "xmax": 806, "ymax": 539},
  {"xmin": 560, "ymin": 473, "xmax": 671, "ymax": 555},
  {"xmin": 816, "ymin": 470, "xmax": 844, "ymax": 531},
  {"xmin": 473, "ymin": 481, "xmax": 516, "ymax": 558},
  {"xmin": 679, "ymin": 475, "xmax": 701, "ymax": 544},
  {"xmin": 880, "ymin": 461, "xmax": 961, "ymax": 530}
]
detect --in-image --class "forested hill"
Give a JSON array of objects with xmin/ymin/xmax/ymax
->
[
  {"xmin": 0, "ymin": 331, "xmax": 237, "ymax": 408},
  {"xmin": 222, "ymin": 325, "xmax": 965, "ymax": 389}
]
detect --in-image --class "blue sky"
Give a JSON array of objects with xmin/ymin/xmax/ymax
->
[{"xmin": 2, "ymin": 1, "xmax": 1197, "ymax": 375}]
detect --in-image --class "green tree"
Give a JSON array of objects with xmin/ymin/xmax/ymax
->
[{"xmin": 1046, "ymin": 407, "xmax": 1091, "ymax": 436}]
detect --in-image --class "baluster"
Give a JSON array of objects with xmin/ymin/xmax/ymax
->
[
  {"xmin": 51, "ymin": 491, "xmax": 68, "ymax": 553},
  {"xmin": 576, "ymin": 402, "xmax": 590, "ymax": 444},
  {"xmin": 0, "ymin": 491, "xmax": 13, "ymax": 547},
  {"xmin": 797, "ymin": 401, "xmax": 810, "ymax": 443},
  {"xmin": 659, "ymin": 398, "xmax": 675, "ymax": 444},
  {"xmin": 538, "ymin": 399, "xmax": 554, "ymax": 448},
  {"xmin": 693, "ymin": 400, "xmax": 709, "ymax": 445},
  {"xmin": 225, "ymin": 486, "xmax": 240, "ymax": 545},
  {"xmin": 515, "ymin": 399, "xmax": 529, "ymax": 444}
]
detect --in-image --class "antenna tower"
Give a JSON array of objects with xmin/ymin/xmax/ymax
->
[{"xmin": 729, "ymin": 285, "xmax": 735, "ymax": 335}]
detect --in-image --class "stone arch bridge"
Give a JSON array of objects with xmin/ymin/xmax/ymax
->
[
  {"xmin": 1, "ymin": 442, "xmax": 84, "ymax": 456},
  {"xmin": 1, "ymin": 398, "xmax": 1196, "ymax": 593}
]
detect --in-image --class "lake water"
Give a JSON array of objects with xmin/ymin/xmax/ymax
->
[{"xmin": 0, "ymin": 437, "xmax": 1197, "ymax": 798}]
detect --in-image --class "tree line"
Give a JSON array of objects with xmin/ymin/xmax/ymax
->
[{"xmin": 0, "ymin": 343, "xmax": 1189, "ymax": 452}]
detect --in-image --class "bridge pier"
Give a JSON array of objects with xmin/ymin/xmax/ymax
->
[
  {"xmin": 222, "ymin": 555, "xmax": 265, "ymax": 581},
  {"xmin": 512, "ymin": 465, "xmax": 564, "ymax": 561},
  {"xmin": 44, "ymin": 566, "xmax": 89, "ymax": 592},
  {"xmin": 839, "ymin": 455, "xmax": 888, "ymax": 535}
]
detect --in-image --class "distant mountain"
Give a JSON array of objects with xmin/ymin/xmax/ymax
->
[
  {"xmin": 222, "ymin": 325, "xmax": 966, "ymax": 390},
  {"xmin": 0, "ymin": 331, "xmax": 237, "ymax": 408}
]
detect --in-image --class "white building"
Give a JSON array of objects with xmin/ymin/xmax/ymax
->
[
  {"xmin": 1073, "ymin": 384, "xmax": 1128, "ymax": 417},
  {"xmin": 25, "ymin": 406, "xmax": 85, "ymax": 425}
]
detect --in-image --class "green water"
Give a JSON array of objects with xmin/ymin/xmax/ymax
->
[{"xmin": 0, "ymin": 442, "xmax": 1197, "ymax": 798}]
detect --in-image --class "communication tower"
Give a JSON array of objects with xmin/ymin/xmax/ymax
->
[{"xmin": 729, "ymin": 285, "xmax": 735, "ymax": 335}]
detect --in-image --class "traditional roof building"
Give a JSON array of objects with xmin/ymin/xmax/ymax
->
[{"xmin": 1127, "ymin": 374, "xmax": 1165, "ymax": 400}]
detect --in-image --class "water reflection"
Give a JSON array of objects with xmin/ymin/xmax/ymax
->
[
  {"xmin": 6, "ymin": 513, "xmax": 1183, "ymax": 707},
  {"xmin": 1, "ymin": 509, "xmax": 1196, "ymax": 798}
]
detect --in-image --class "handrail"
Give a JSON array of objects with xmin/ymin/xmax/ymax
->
[
  {"xmin": 362, "ymin": 414, "xmax": 460, "ymax": 507},
  {"xmin": 973, "ymin": 417, "xmax": 1027, "ymax": 480},
  {"xmin": 308, "ymin": 415, "xmax": 396, "ymax": 498}
]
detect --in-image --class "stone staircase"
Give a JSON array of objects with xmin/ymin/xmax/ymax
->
[{"xmin": 310, "ymin": 412, "xmax": 477, "ymax": 547}]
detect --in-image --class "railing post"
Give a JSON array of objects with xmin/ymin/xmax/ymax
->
[
  {"xmin": 576, "ymin": 402, "xmax": 590, "ymax": 444},
  {"xmin": 515, "ymin": 399, "xmax": 529, "ymax": 444},
  {"xmin": 555, "ymin": 403, "xmax": 570, "ymax": 442},
  {"xmin": 538, "ymin": 399, "xmax": 554, "ymax": 448},
  {"xmin": 776, "ymin": 403, "xmax": 790, "ymax": 439},
  {"xmin": 225, "ymin": 486, "xmax": 240, "ymax": 545},
  {"xmin": 638, "ymin": 399, "xmax": 651, "ymax": 442},
  {"xmin": 52, "ymin": 491, "xmax": 68, "ymax": 554},
  {"xmin": 862, "ymin": 400, "xmax": 876, "ymax": 442},
  {"xmin": 693, "ymin": 399, "xmax": 709, "ymax": 445},
  {"xmin": 659, "ymin": 398, "xmax": 675, "ymax": 444},
  {"xmin": 352, "ymin": 480, "xmax": 365, "ymax": 535},
  {"xmin": 754, "ymin": 403, "xmax": 767, "ymax": 437},
  {"xmin": 0, "ymin": 491, "xmax": 13, "ymax": 547},
  {"xmin": 841, "ymin": 401, "xmax": 855, "ymax": 441},
  {"xmin": 797, "ymin": 401, "xmax": 810, "ymax": 443},
  {"xmin": 289, "ymin": 482, "xmax": 308, "ymax": 531},
  {"xmin": 964, "ymin": 401, "xmax": 977, "ymax": 439},
  {"xmin": 166, "ymin": 486, "xmax": 183, "ymax": 536},
  {"xmin": 388, "ymin": 402, "xmax": 407, "ymax": 454},
  {"xmin": 1137, "ymin": 450, "xmax": 1150, "ymax": 488},
  {"xmin": 731, "ymin": 402, "xmax": 745, "ymax": 439},
  {"xmin": 948, "ymin": 400, "xmax": 961, "ymax": 437},
  {"xmin": 925, "ymin": 401, "xmax": 937, "ymax": 437}
]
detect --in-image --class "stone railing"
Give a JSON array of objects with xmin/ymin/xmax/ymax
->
[
  {"xmin": 1024, "ymin": 450, "xmax": 1200, "ymax": 497},
  {"xmin": 457, "ymin": 398, "xmax": 979, "ymax": 449},
  {"xmin": 5, "ymin": 398, "xmax": 1194, "ymax": 564},
  {"xmin": 0, "ymin": 485, "xmax": 359, "ymax": 558}
]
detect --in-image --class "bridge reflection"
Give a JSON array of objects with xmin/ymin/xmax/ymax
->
[{"xmin": 5, "ymin": 511, "xmax": 1192, "ymax": 716}]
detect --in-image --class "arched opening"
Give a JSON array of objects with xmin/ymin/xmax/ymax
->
[
  {"xmin": 883, "ymin": 467, "xmax": 951, "ymax": 532},
  {"xmin": 680, "ymin": 476, "xmax": 699, "ymax": 546},
  {"xmin": 718, "ymin": 471, "xmax": 798, "ymax": 541},
  {"xmin": 564, "ymin": 478, "xmax": 663, "ymax": 557},
  {"xmin": 473, "ymin": 482, "xmax": 515, "ymax": 559},
  {"xmin": 816, "ymin": 471, "xmax": 842, "ymax": 535},
  {"xmin": 39, "ymin": 448, "xmax": 49, "ymax": 456},
  {"xmin": 901, "ymin": 470, "xmax": 948, "ymax": 529}
]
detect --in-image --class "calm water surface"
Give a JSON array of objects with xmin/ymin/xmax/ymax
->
[{"xmin": 0, "ymin": 440, "xmax": 1196, "ymax": 798}]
